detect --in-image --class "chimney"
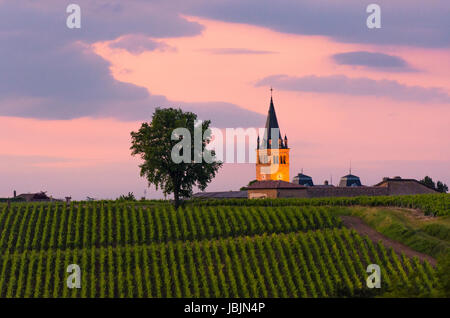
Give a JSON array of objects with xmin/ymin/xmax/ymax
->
[
  {"xmin": 13, "ymin": 190, "xmax": 16, "ymax": 198},
  {"xmin": 324, "ymin": 180, "xmax": 329, "ymax": 185}
]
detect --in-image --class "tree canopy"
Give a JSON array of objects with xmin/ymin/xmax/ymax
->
[
  {"xmin": 420, "ymin": 176, "xmax": 448, "ymax": 193},
  {"xmin": 130, "ymin": 107, "xmax": 222, "ymax": 208}
]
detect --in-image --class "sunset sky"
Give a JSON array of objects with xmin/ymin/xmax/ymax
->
[{"xmin": 0, "ymin": 0, "xmax": 449, "ymax": 200}]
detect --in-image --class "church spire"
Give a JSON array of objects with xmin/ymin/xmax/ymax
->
[
  {"xmin": 256, "ymin": 87, "xmax": 290, "ymax": 183},
  {"xmin": 261, "ymin": 88, "xmax": 284, "ymax": 149}
]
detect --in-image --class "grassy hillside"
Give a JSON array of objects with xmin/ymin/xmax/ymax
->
[{"xmin": 341, "ymin": 207, "xmax": 450, "ymax": 258}]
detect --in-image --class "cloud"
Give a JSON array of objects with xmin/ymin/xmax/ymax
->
[
  {"xmin": 0, "ymin": 90, "xmax": 264, "ymax": 128},
  {"xmin": 84, "ymin": 96, "xmax": 266, "ymax": 127},
  {"xmin": 0, "ymin": 1, "xmax": 264, "ymax": 127},
  {"xmin": 201, "ymin": 48, "xmax": 277, "ymax": 55},
  {"xmin": 109, "ymin": 35, "xmax": 175, "ymax": 55},
  {"xmin": 184, "ymin": 0, "xmax": 450, "ymax": 48},
  {"xmin": 332, "ymin": 51, "xmax": 416, "ymax": 72},
  {"xmin": 0, "ymin": 1, "xmax": 203, "ymax": 43},
  {"xmin": 0, "ymin": 40, "xmax": 149, "ymax": 103},
  {"xmin": 256, "ymin": 74, "xmax": 450, "ymax": 103}
]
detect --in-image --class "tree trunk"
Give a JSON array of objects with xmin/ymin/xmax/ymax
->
[{"xmin": 174, "ymin": 188, "xmax": 180, "ymax": 209}]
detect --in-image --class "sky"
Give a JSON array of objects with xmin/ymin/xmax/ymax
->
[{"xmin": 0, "ymin": 0, "xmax": 449, "ymax": 200}]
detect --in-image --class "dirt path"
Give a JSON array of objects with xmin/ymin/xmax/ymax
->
[{"xmin": 340, "ymin": 215, "xmax": 437, "ymax": 266}]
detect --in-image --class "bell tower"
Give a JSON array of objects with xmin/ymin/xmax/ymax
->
[{"xmin": 256, "ymin": 89, "xmax": 290, "ymax": 182}]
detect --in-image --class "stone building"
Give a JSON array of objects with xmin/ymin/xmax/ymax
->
[
  {"xmin": 246, "ymin": 176, "xmax": 437, "ymax": 199},
  {"xmin": 15, "ymin": 191, "xmax": 52, "ymax": 202},
  {"xmin": 374, "ymin": 177, "xmax": 437, "ymax": 195},
  {"xmin": 247, "ymin": 180, "xmax": 305, "ymax": 199}
]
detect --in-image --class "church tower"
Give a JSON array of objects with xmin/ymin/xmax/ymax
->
[{"xmin": 256, "ymin": 92, "xmax": 290, "ymax": 182}]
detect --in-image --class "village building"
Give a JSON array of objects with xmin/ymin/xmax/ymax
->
[
  {"xmin": 247, "ymin": 180, "xmax": 306, "ymax": 199},
  {"xmin": 15, "ymin": 191, "xmax": 52, "ymax": 202},
  {"xmin": 246, "ymin": 176, "xmax": 437, "ymax": 199},
  {"xmin": 374, "ymin": 177, "xmax": 437, "ymax": 195},
  {"xmin": 193, "ymin": 91, "xmax": 440, "ymax": 200}
]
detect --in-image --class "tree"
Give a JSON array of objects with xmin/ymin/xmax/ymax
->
[
  {"xmin": 117, "ymin": 192, "xmax": 136, "ymax": 201},
  {"xmin": 420, "ymin": 176, "xmax": 448, "ymax": 193},
  {"xmin": 436, "ymin": 181, "xmax": 448, "ymax": 193},
  {"xmin": 420, "ymin": 176, "xmax": 435, "ymax": 190},
  {"xmin": 130, "ymin": 107, "xmax": 222, "ymax": 208}
]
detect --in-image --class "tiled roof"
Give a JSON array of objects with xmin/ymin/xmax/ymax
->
[{"xmin": 374, "ymin": 178, "xmax": 437, "ymax": 191}]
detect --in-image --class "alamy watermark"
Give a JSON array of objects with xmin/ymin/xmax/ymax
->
[
  {"xmin": 66, "ymin": 4, "xmax": 81, "ymax": 29},
  {"xmin": 170, "ymin": 122, "xmax": 286, "ymax": 174},
  {"xmin": 366, "ymin": 4, "xmax": 381, "ymax": 29},
  {"xmin": 366, "ymin": 264, "xmax": 381, "ymax": 288},
  {"xmin": 67, "ymin": 264, "xmax": 81, "ymax": 289}
]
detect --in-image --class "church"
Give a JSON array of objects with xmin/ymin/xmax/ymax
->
[
  {"xmin": 256, "ymin": 93, "xmax": 290, "ymax": 182},
  {"xmin": 247, "ymin": 92, "xmax": 438, "ymax": 199},
  {"xmin": 193, "ymin": 92, "xmax": 438, "ymax": 200}
]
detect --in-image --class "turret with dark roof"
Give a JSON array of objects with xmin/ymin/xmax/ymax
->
[
  {"xmin": 339, "ymin": 174, "xmax": 362, "ymax": 187},
  {"xmin": 292, "ymin": 173, "xmax": 314, "ymax": 186}
]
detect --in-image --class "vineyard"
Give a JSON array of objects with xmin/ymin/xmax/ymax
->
[
  {"xmin": 0, "ymin": 202, "xmax": 441, "ymax": 297},
  {"xmin": 188, "ymin": 193, "xmax": 450, "ymax": 216},
  {"xmin": 0, "ymin": 204, "xmax": 344, "ymax": 251}
]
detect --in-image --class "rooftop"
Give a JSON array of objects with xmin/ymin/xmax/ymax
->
[
  {"xmin": 292, "ymin": 173, "xmax": 314, "ymax": 186},
  {"xmin": 374, "ymin": 177, "xmax": 437, "ymax": 191},
  {"xmin": 339, "ymin": 174, "xmax": 362, "ymax": 187}
]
